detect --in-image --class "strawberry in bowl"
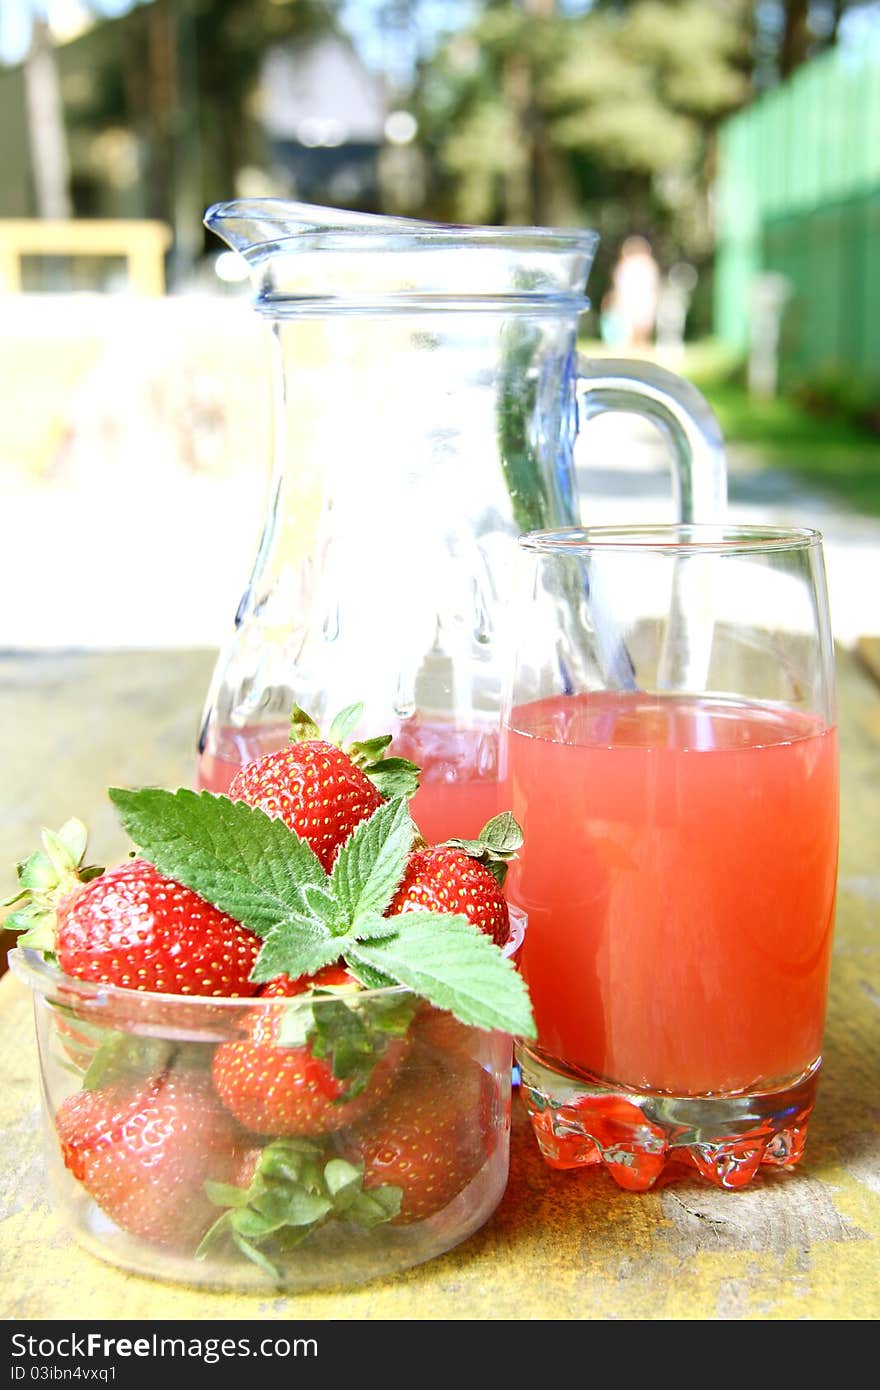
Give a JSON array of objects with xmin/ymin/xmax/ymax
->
[{"xmin": 6, "ymin": 704, "xmax": 533, "ymax": 1291}]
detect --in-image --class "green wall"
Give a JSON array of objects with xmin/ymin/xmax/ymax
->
[{"xmin": 714, "ymin": 43, "xmax": 880, "ymax": 375}]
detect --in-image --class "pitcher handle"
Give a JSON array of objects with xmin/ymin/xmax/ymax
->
[
  {"xmin": 575, "ymin": 358, "xmax": 727, "ymax": 691},
  {"xmin": 576, "ymin": 356, "xmax": 727, "ymax": 521}
]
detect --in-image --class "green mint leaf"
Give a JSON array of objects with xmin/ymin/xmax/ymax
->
[
  {"xmin": 348, "ymin": 734, "xmax": 392, "ymax": 767},
  {"xmin": 109, "ymin": 787, "xmax": 327, "ymax": 939},
  {"xmin": 302, "ymin": 884, "xmax": 342, "ymax": 930},
  {"xmin": 328, "ymin": 703, "xmax": 363, "ymax": 747},
  {"xmin": 349, "ymin": 909, "xmax": 400, "ymax": 941},
  {"xmin": 348, "ymin": 912, "xmax": 536, "ymax": 1038},
  {"xmin": 289, "ymin": 706, "xmax": 321, "ymax": 743},
  {"xmin": 251, "ymin": 918, "xmax": 341, "ymax": 985},
  {"xmin": 363, "ymin": 757, "xmax": 420, "ymax": 801},
  {"xmin": 343, "ymin": 957, "xmax": 397, "ymax": 990},
  {"xmin": 330, "ymin": 797, "xmax": 414, "ymax": 922}
]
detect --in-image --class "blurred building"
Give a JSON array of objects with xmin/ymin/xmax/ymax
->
[
  {"xmin": 259, "ymin": 33, "xmax": 385, "ymax": 208},
  {"xmin": 0, "ymin": 5, "xmax": 386, "ymax": 282},
  {"xmin": 714, "ymin": 39, "xmax": 880, "ymax": 379}
]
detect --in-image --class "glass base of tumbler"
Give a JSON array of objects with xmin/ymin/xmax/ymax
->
[{"xmin": 516, "ymin": 1044, "xmax": 820, "ymax": 1192}]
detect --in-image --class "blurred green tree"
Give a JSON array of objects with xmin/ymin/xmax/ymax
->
[
  {"xmin": 413, "ymin": 0, "xmax": 866, "ymax": 313},
  {"xmin": 417, "ymin": 0, "xmax": 752, "ymax": 260}
]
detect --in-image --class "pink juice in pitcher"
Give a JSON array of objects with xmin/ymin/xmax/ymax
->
[{"xmin": 197, "ymin": 715, "xmax": 500, "ymax": 844}]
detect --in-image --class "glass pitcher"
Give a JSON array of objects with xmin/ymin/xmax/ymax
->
[{"xmin": 197, "ymin": 201, "xmax": 726, "ymax": 841}]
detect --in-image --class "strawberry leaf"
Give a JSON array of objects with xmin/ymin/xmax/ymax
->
[
  {"xmin": 56, "ymin": 818, "xmax": 89, "ymax": 866},
  {"xmin": 362, "ymin": 757, "xmax": 420, "ymax": 800},
  {"xmin": 305, "ymin": 993, "xmax": 417, "ymax": 1094},
  {"xmin": 289, "ymin": 706, "xmax": 321, "ymax": 743},
  {"xmin": 347, "ymin": 912, "xmax": 536, "ymax": 1038},
  {"xmin": 198, "ymin": 1139, "xmax": 400, "ymax": 1275},
  {"xmin": 328, "ymin": 703, "xmax": 364, "ymax": 747},
  {"xmin": 18, "ymin": 851, "xmax": 60, "ymax": 894},
  {"xmin": 7, "ymin": 903, "xmax": 56, "ymax": 950},
  {"xmin": 231, "ymin": 1231, "xmax": 282, "ymax": 1278},
  {"xmin": 479, "ymin": 812, "xmax": 525, "ymax": 855},
  {"xmin": 82, "ymin": 1033, "xmax": 183, "ymax": 1091},
  {"xmin": 109, "ymin": 787, "xmax": 328, "ymax": 938},
  {"xmin": 348, "ymin": 735, "xmax": 392, "ymax": 766},
  {"xmin": 205, "ymin": 1181, "xmax": 250, "ymax": 1209},
  {"xmin": 330, "ymin": 797, "xmax": 414, "ymax": 921}
]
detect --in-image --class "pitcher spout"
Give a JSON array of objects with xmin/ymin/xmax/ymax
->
[
  {"xmin": 204, "ymin": 199, "xmax": 428, "ymax": 258},
  {"xmin": 204, "ymin": 198, "xmax": 598, "ymax": 310}
]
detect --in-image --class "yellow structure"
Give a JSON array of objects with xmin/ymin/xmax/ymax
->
[{"xmin": 0, "ymin": 219, "xmax": 172, "ymax": 296}]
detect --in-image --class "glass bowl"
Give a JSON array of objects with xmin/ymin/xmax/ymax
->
[{"xmin": 9, "ymin": 926, "xmax": 523, "ymax": 1292}]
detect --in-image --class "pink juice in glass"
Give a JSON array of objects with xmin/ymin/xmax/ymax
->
[
  {"xmin": 197, "ymin": 716, "xmax": 500, "ymax": 844},
  {"xmin": 503, "ymin": 691, "xmax": 839, "ymax": 1097}
]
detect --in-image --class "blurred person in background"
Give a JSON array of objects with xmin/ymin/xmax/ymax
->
[{"xmin": 600, "ymin": 237, "xmax": 660, "ymax": 351}]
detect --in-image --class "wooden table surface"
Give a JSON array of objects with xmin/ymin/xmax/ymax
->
[{"xmin": 2, "ymin": 648, "xmax": 879, "ymax": 1321}]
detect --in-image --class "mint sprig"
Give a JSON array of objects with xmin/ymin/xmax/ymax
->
[
  {"xmin": 349, "ymin": 912, "xmax": 534, "ymax": 1036},
  {"xmin": 108, "ymin": 787, "xmax": 326, "ymax": 939},
  {"xmin": 331, "ymin": 797, "xmax": 414, "ymax": 920},
  {"xmin": 108, "ymin": 788, "xmax": 536, "ymax": 1039}
]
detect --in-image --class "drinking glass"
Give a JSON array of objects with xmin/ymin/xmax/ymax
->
[{"xmin": 502, "ymin": 525, "xmax": 838, "ymax": 1190}]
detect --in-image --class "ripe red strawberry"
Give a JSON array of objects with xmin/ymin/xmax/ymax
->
[
  {"xmin": 412, "ymin": 1003, "xmax": 477, "ymax": 1059},
  {"xmin": 341, "ymin": 1046, "xmax": 498, "ymax": 1224},
  {"xmin": 54, "ymin": 859, "xmax": 260, "ymax": 997},
  {"xmin": 259, "ymin": 963, "xmax": 353, "ymax": 997},
  {"xmin": 228, "ymin": 740, "xmax": 384, "ymax": 872},
  {"xmin": 211, "ymin": 1004, "xmax": 410, "ymax": 1137},
  {"xmin": 56, "ymin": 1071, "xmax": 247, "ymax": 1248},
  {"xmin": 387, "ymin": 846, "xmax": 511, "ymax": 947}
]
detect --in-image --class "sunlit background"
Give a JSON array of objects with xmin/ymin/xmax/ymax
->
[{"xmin": 2, "ymin": 0, "xmax": 880, "ymax": 647}]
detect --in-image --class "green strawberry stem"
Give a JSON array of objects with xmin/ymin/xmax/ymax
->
[
  {"xmin": 297, "ymin": 989, "xmax": 418, "ymax": 1096},
  {"xmin": 197, "ymin": 1139, "xmax": 402, "ymax": 1277},
  {"xmin": 2, "ymin": 819, "xmax": 103, "ymax": 956},
  {"xmin": 441, "ymin": 811, "xmax": 526, "ymax": 890},
  {"xmin": 288, "ymin": 700, "xmax": 420, "ymax": 801}
]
